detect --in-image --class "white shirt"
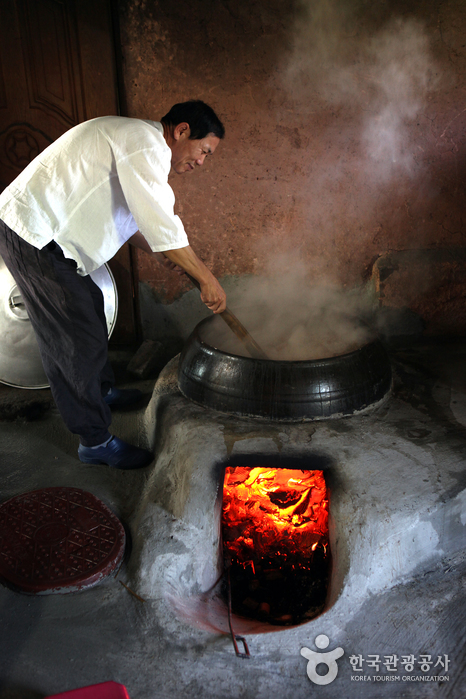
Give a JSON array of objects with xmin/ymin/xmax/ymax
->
[{"xmin": 0, "ymin": 117, "xmax": 189, "ymax": 275}]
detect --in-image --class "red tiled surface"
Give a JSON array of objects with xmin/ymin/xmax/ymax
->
[{"xmin": 0, "ymin": 487, "xmax": 125, "ymax": 593}]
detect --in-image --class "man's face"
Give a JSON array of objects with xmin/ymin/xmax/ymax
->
[{"xmin": 170, "ymin": 123, "xmax": 220, "ymax": 174}]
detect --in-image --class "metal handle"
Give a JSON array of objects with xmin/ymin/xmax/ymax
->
[
  {"xmin": 9, "ymin": 294, "xmax": 25, "ymax": 308},
  {"xmin": 227, "ymin": 567, "xmax": 251, "ymax": 659},
  {"xmin": 8, "ymin": 287, "xmax": 29, "ymax": 321}
]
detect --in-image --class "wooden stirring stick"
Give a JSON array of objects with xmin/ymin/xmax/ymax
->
[{"xmin": 185, "ymin": 274, "xmax": 269, "ymax": 360}]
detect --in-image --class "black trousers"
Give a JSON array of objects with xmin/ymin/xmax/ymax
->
[{"xmin": 0, "ymin": 220, "xmax": 114, "ymax": 446}]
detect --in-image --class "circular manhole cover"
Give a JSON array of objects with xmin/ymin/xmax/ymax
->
[{"xmin": 0, "ymin": 487, "xmax": 126, "ymax": 594}]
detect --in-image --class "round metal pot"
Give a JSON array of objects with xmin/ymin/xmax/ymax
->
[{"xmin": 178, "ymin": 316, "xmax": 392, "ymax": 421}]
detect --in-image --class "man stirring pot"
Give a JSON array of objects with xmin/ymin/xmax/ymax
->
[{"xmin": 0, "ymin": 100, "xmax": 226, "ymax": 469}]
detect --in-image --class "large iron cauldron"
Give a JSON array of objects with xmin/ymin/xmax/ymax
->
[{"xmin": 178, "ymin": 316, "xmax": 392, "ymax": 420}]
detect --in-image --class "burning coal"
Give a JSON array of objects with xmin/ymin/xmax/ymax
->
[
  {"xmin": 223, "ymin": 467, "xmax": 328, "ymax": 565},
  {"xmin": 222, "ymin": 466, "xmax": 330, "ymax": 625}
]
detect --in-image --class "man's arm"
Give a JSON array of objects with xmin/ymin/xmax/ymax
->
[{"xmin": 129, "ymin": 231, "xmax": 226, "ymax": 314}]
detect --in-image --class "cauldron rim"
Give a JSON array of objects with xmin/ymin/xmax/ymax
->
[
  {"xmin": 179, "ymin": 315, "xmax": 392, "ymax": 420},
  {"xmin": 191, "ymin": 314, "xmax": 379, "ymax": 366}
]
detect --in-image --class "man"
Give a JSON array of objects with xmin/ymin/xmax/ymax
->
[{"xmin": 0, "ymin": 100, "xmax": 227, "ymax": 470}]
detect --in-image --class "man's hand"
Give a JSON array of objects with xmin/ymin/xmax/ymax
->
[
  {"xmin": 199, "ymin": 275, "xmax": 227, "ymax": 314},
  {"xmin": 163, "ymin": 245, "xmax": 227, "ymax": 314},
  {"xmin": 129, "ymin": 233, "xmax": 227, "ymax": 314}
]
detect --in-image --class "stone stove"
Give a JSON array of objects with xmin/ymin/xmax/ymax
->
[
  {"xmin": 128, "ymin": 351, "xmax": 465, "ymax": 667},
  {"xmin": 0, "ymin": 342, "xmax": 464, "ymax": 698}
]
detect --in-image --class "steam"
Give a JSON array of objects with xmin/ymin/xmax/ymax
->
[
  {"xmin": 203, "ymin": 254, "xmax": 374, "ymax": 360},
  {"xmin": 213, "ymin": 2, "xmax": 442, "ymax": 358},
  {"xmin": 206, "ymin": 4, "xmax": 441, "ymax": 358},
  {"xmin": 361, "ymin": 21, "xmax": 437, "ymax": 181},
  {"xmin": 284, "ymin": 2, "xmax": 439, "ymax": 184}
]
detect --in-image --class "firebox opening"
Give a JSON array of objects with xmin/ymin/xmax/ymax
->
[{"xmin": 221, "ymin": 465, "xmax": 330, "ymax": 627}]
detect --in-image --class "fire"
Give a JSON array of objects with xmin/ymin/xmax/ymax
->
[{"xmin": 222, "ymin": 467, "xmax": 329, "ymax": 569}]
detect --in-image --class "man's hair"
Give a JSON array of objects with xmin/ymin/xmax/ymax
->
[{"xmin": 161, "ymin": 100, "xmax": 225, "ymax": 140}]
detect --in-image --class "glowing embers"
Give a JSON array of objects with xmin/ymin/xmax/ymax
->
[{"xmin": 222, "ymin": 466, "xmax": 330, "ymax": 626}]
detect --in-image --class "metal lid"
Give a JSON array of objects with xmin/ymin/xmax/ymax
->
[{"xmin": 0, "ymin": 257, "xmax": 118, "ymax": 389}]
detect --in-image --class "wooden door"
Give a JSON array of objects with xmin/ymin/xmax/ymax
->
[{"xmin": 0, "ymin": 0, "xmax": 138, "ymax": 344}]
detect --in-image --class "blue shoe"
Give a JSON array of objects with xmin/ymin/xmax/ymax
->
[
  {"xmin": 104, "ymin": 387, "xmax": 144, "ymax": 409},
  {"xmin": 78, "ymin": 436, "xmax": 153, "ymax": 469}
]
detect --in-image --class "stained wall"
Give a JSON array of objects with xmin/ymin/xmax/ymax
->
[{"xmin": 117, "ymin": 0, "xmax": 466, "ymax": 338}]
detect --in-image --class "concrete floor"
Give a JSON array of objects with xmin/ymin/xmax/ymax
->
[{"xmin": 0, "ymin": 341, "xmax": 465, "ymax": 699}]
